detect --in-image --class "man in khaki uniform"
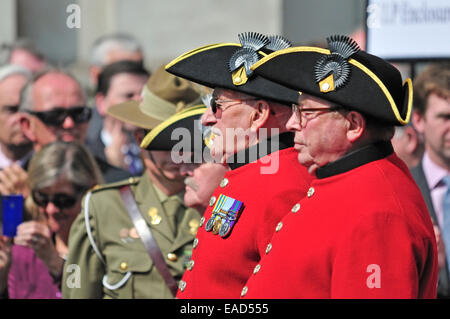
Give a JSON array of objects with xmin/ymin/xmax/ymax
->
[{"xmin": 62, "ymin": 67, "xmax": 203, "ymax": 298}]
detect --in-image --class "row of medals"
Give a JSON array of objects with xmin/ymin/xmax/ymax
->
[{"xmin": 204, "ymin": 213, "xmax": 231, "ymax": 238}]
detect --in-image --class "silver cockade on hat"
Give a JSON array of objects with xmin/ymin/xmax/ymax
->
[
  {"xmin": 228, "ymin": 32, "xmax": 292, "ymax": 86},
  {"xmin": 314, "ymin": 35, "xmax": 360, "ymax": 93}
]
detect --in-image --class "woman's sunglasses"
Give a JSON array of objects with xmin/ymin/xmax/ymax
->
[
  {"xmin": 26, "ymin": 106, "xmax": 92, "ymax": 126},
  {"xmin": 31, "ymin": 190, "xmax": 82, "ymax": 209}
]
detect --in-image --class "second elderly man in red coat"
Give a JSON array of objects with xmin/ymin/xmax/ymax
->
[{"xmin": 241, "ymin": 35, "xmax": 438, "ymax": 298}]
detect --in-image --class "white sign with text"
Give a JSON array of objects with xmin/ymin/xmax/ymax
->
[{"xmin": 366, "ymin": 0, "xmax": 450, "ymax": 60}]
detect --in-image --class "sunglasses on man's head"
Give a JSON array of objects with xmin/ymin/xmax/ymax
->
[
  {"xmin": 31, "ymin": 190, "xmax": 82, "ymax": 209},
  {"xmin": 26, "ymin": 106, "xmax": 92, "ymax": 126}
]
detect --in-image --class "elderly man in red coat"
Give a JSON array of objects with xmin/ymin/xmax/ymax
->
[
  {"xmin": 241, "ymin": 35, "xmax": 438, "ymax": 299},
  {"xmin": 165, "ymin": 32, "xmax": 313, "ymax": 298}
]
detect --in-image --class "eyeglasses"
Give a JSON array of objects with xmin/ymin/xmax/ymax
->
[
  {"xmin": 31, "ymin": 190, "xmax": 83, "ymax": 209},
  {"xmin": 26, "ymin": 106, "xmax": 92, "ymax": 126},
  {"xmin": 210, "ymin": 97, "xmax": 258, "ymax": 114},
  {"xmin": 291, "ymin": 104, "xmax": 342, "ymax": 128}
]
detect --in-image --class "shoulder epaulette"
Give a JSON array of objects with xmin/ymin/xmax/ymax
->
[{"xmin": 89, "ymin": 176, "xmax": 140, "ymax": 193}]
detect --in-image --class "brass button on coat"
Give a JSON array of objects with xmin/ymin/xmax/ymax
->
[
  {"xmin": 253, "ymin": 264, "xmax": 261, "ymax": 274},
  {"xmin": 220, "ymin": 178, "xmax": 229, "ymax": 188},
  {"xmin": 120, "ymin": 262, "xmax": 128, "ymax": 271},
  {"xmin": 193, "ymin": 238, "xmax": 199, "ymax": 248},
  {"xmin": 167, "ymin": 253, "xmax": 178, "ymax": 262},
  {"xmin": 291, "ymin": 203, "xmax": 300, "ymax": 213},
  {"xmin": 275, "ymin": 222, "xmax": 283, "ymax": 232},
  {"xmin": 265, "ymin": 243, "xmax": 272, "ymax": 254},
  {"xmin": 199, "ymin": 217, "xmax": 205, "ymax": 227}
]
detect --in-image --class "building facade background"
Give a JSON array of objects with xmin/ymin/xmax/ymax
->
[{"xmin": 0, "ymin": 0, "xmax": 365, "ymax": 85}]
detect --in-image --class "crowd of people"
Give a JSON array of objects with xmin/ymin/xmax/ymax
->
[{"xmin": 0, "ymin": 31, "xmax": 449, "ymax": 299}]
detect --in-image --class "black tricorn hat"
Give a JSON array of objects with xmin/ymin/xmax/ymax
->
[
  {"xmin": 140, "ymin": 105, "xmax": 206, "ymax": 152},
  {"xmin": 165, "ymin": 32, "xmax": 299, "ymax": 106},
  {"xmin": 250, "ymin": 35, "xmax": 413, "ymax": 126}
]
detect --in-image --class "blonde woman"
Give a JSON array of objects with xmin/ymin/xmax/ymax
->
[{"xmin": 4, "ymin": 141, "xmax": 102, "ymax": 298}]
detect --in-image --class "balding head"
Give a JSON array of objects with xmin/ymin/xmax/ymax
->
[
  {"xmin": 19, "ymin": 69, "xmax": 90, "ymax": 151},
  {"xmin": 31, "ymin": 72, "xmax": 85, "ymax": 112},
  {"xmin": 19, "ymin": 69, "xmax": 86, "ymax": 112}
]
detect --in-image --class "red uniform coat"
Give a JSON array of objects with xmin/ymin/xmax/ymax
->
[
  {"xmin": 177, "ymin": 145, "xmax": 312, "ymax": 298},
  {"xmin": 243, "ymin": 143, "xmax": 438, "ymax": 299}
]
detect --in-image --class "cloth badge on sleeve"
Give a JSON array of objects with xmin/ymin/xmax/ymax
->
[{"xmin": 204, "ymin": 194, "xmax": 244, "ymax": 238}]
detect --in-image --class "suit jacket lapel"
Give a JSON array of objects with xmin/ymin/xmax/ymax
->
[{"xmin": 410, "ymin": 161, "xmax": 438, "ymax": 223}]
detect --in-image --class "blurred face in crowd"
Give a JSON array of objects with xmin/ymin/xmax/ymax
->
[
  {"xmin": 145, "ymin": 150, "xmax": 195, "ymax": 183},
  {"xmin": 21, "ymin": 72, "xmax": 89, "ymax": 151},
  {"xmin": 286, "ymin": 94, "xmax": 355, "ymax": 175},
  {"xmin": 32, "ymin": 177, "xmax": 83, "ymax": 236},
  {"xmin": 96, "ymin": 72, "xmax": 148, "ymax": 133},
  {"xmin": 201, "ymin": 89, "xmax": 259, "ymax": 162},
  {"xmin": 413, "ymin": 93, "xmax": 450, "ymax": 169},
  {"xmin": 391, "ymin": 125, "xmax": 423, "ymax": 168},
  {"xmin": 96, "ymin": 72, "xmax": 148, "ymax": 117},
  {"xmin": 9, "ymin": 49, "xmax": 46, "ymax": 73},
  {"xmin": 135, "ymin": 129, "xmax": 192, "ymax": 190},
  {"xmin": 0, "ymin": 74, "xmax": 31, "ymax": 149},
  {"xmin": 184, "ymin": 162, "xmax": 228, "ymax": 211}
]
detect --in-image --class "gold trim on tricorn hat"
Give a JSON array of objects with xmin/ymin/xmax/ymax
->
[
  {"xmin": 140, "ymin": 105, "xmax": 207, "ymax": 151},
  {"xmin": 165, "ymin": 32, "xmax": 299, "ymax": 106}
]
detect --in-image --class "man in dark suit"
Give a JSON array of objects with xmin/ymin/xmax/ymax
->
[{"xmin": 411, "ymin": 62, "xmax": 450, "ymax": 297}]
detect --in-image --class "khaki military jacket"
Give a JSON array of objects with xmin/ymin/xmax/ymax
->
[{"xmin": 62, "ymin": 172, "xmax": 201, "ymax": 299}]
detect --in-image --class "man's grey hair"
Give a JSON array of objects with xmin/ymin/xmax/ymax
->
[
  {"xmin": 19, "ymin": 67, "xmax": 86, "ymax": 112},
  {"xmin": 0, "ymin": 64, "xmax": 32, "ymax": 84},
  {"xmin": 89, "ymin": 33, "xmax": 142, "ymax": 67},
  {"xmin": 0, "ymin": 38, "xmax": 46, "ymax": 65},
  {"xmin": 393, "ymin": 121, "xmax": 424, "ymax": 143}
]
